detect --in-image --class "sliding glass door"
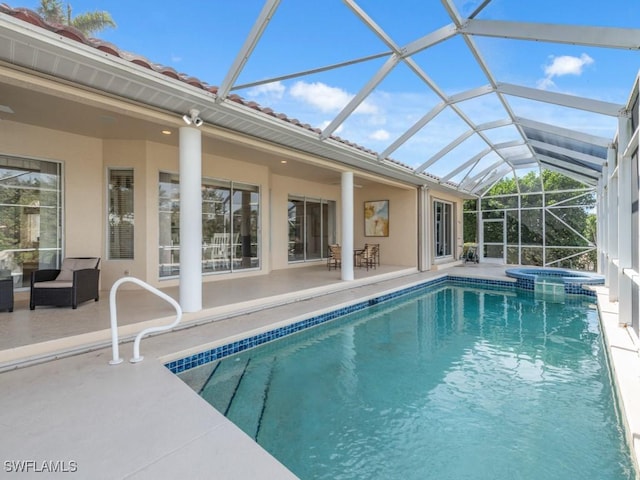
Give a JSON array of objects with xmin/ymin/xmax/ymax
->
[
  {"xmin": 288, "ymin": 196, "xmax": 335, "ymax": 263},
  {"xmin": 159, "ymin": 173, "xmax": 260, "ymax": 277}
]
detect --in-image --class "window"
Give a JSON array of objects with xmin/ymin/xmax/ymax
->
[
  {"xmin": 158, "ymin": 173, "xmax": 260, "ymax": 277},
  {"xmin": 0, "ymin": 156, "xmax": 62, "ymax": 287},
  {"xmin": 288, "ymin": 196, "xmax": 336, "ymax": 262},
  {"xmin": 434, "ymin": 200, "xmax": 453, "ymax": 258},
  {"xmin": 108, "ymin": 169, "xmax": 134, "ymax": 259}
]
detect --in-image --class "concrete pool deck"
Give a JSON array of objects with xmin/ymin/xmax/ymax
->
[
  {"xmin": 0, "ymin": 264, "xmax": 425, "ymax": 370},
  {"xmin": 0, "ymin": 264, "xmax": 638, "ymax": 478},
  {"xmin": 593, "ymin": 286, "xmax": 640, "ymax": 477}
]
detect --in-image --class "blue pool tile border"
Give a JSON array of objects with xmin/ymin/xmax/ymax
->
[{"xmin": 165, "ymin": 274, "xmax": 593, "ymax": 374}]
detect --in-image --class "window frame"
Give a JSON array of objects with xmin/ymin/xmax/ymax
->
[
  {"xmin": 107, "ymin": 167, "xmax": 135, "ymax": 260},
  {"xmin": 433, "ymin": 199, "xmax": 454, "ymax": 260}
]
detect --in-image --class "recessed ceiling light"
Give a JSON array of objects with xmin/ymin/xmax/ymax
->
[
  {"xmin": 280, "ymin": 160, "xmax": 287, "ymax": 164},
  {"xmin": 161, "ymin": 130, "xmax": 172, "ymax": 135},
  {"xmin": 0, "ymin": 105, "xmax": 14, "ymax": 114}
]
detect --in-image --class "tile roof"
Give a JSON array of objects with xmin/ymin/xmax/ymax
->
[{"xmin": 0, "ymin": 3, "xmax": 423, "ymax": 176}]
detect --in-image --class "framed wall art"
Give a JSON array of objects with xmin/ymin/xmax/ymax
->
[{"xmin": 364, "ymin": 200, "xmax": 389, "ymax": 237}]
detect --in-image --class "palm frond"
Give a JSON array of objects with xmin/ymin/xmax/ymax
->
[
  {"xmin": 36, "ymin": 0, "xmax": 65, "ymax": 24},
  {"xmin": 70, "ymin": 11, "xmax": 116, "ymax": 36}
]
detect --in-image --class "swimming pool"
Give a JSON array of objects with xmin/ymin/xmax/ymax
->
[{"xmin": 177, "ymin": 281, "xmax": 635, "ymax": 479}]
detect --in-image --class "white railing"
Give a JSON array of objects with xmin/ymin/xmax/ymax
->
[
  {"xmin": 622, "ymin": 267, "xmax": 640, "ymax": 288},
  {"xmin": 109, "ymin": 276, "xmax": 182, "ymax": 365}
]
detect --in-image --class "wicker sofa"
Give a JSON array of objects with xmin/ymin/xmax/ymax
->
[{"xmin": 30, "ymin": 257, "xmax": 100, "ymax": 310}]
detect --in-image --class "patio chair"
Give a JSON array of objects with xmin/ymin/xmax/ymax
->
[
  {"xmin": 355, "ymin": 244, "xmax": 379, "ymax": 270},
  {"xmin": 210, "ymin": 233, "xmax": 230, "ymax": 261},
  {"xmin": 327, "ymin": 244, "xmax": 342, "ymax": 270},
  {"xmin": 461, "ymin": 243, "xmax": 479, "ymax": 263},
  {"xmin": 30, "ymin": 257, "xmax": 100, "ymax": 310}
]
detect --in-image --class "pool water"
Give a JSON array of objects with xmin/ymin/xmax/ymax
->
[{"xmin": 180, "ymin": 284, "xmax": 635, "ymax": 480}]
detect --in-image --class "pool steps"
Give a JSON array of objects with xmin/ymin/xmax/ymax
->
[
  {"xmin": 534, "ymin": 277, "xmax": 566, "ymax": 300},
  {"xmin": 199, "ymin": 359, "xmax": 248, "ymax": 414},
  {"xmin": 226, "ymin": 358, "xmax": 274, "ymax": 440},
  {"xmin": 199, "ymin": 357, "xmax": 275, "ymax": 441}
]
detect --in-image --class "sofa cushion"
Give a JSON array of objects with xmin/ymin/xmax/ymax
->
[
  {"xmin": 56, "ymin": 258, "xmax": 77, "ymax": 281},
  {"xmin": 73, "ymin": 258, "xmax": 99, "ymax": 270},
  {"xmin": 55, "ymin": 258, "xmax": 99, "ymax": 281}
]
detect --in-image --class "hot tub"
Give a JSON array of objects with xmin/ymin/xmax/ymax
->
[{"xmin": 505, "ymin": 267, "xmax": 604, "ymax": 296}]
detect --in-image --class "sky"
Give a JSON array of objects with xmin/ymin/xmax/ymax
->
[{"xmin": 18, "ymin": 0, "xmax": 640, "ymax": 180}]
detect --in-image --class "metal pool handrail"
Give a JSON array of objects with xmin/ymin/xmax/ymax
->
[{"xmin": 109, "ymin": 276, "xmax": 183, "ymax": 365}]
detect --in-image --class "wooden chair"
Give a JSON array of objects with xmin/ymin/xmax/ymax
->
[
  {"xmin": 327, "ymin": 244, "xmax": 342, "ymax": 270},
  {"xmin": 30, "ymin": 257, "xmax": 100, "ymax": 310}
]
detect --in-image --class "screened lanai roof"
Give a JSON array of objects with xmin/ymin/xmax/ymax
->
[
  {"xmin": 219, "ymin": 0, "xmax": 638, "ymax": 195},
  {"xmin": 1, "ymin": 0, "xmax": 639, "ymax": 196}
]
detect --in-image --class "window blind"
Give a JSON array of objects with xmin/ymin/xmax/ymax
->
[{"xmin": 108, "ymin": 169, "xmax": 134, "ymax": 259}]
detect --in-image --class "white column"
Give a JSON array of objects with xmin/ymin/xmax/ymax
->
[
  {"xmin": 599, "ymin": 163, "xmax": 609, "ymax": 277},
  {"xmin": 341, "ymin": 171, "xmax": 354, "ymax": 281},
  {"xmin": 477, "ymin": 199, "xmax": 484, "ymax": 262},
  {"xmin": 596, "ymin": 179, "xmax": 603, "ymax": 273},
  {"xmin": 617, "ymin": 117, "xmax": 633, "ymax": 325},
  {"xmin": 418, "ymin": 186, "xmax": 430, "ymax": 271},
  {"xmin": 426, "ymin": 189, "xmax": 433, "ymax": 266},
  {"xmin": 179, "ymin": 127, "xmax": 202, "ymax": 312},
  {"xmin": 608, "ymin": 146, "xmax": 619, "ymax": 300}
]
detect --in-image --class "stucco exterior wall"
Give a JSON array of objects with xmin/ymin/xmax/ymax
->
[
  {"xmin": 0, "ymin": 120, "xmax": 103, "ymax": 264},
  {"xmin": 102, "ymin": 139, "xmax": 147, "ymax": 288},
  {"xmin": 354, "ymin": 185, "xmax": 418, "ymax": 267},
  {"xmin": 1, "ymin": 118, "xmax": 465, "ymax": 291}
]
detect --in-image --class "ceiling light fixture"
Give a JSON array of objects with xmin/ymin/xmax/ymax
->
[
  {"xmin": 161, "ymin": 130, "xmax": 172, "ymax": 135},
  {"xmin": 182, "ymin": 108, "xmax": 203, "ymax": 127}
]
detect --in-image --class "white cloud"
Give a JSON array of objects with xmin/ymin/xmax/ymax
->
[
  {"xmin": 247, "ymin": 81, "xmax": 286, "ymax": 101},
  {"xmin": 536, "ymin": 77, "xmax": 556, "ymax": 90},
  {"xmin": 369, "ymin": 129, "xmax": 390, "ymax": 141},
  {"xmin": 354, "ymin": 99, "xmax": 379, "ymax": 115},
  {"xmin": 537, "ymin": 54, "xmax": 594, "ymax": 89},
  {"xmin": 290, "ymin": 81, "xmax": 349, "ymax": 113},
  {"xmin": 545, "ymin": 53, "xmax": 594, "ymax": 77},
  {"xmin": 289, "ymin": 81, "xmax": 378, "ymax": 115}
]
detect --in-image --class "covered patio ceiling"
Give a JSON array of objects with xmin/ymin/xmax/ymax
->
[{"xmin": 1, "ymin": 1, "xmax": 639, "ymax": 196}]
